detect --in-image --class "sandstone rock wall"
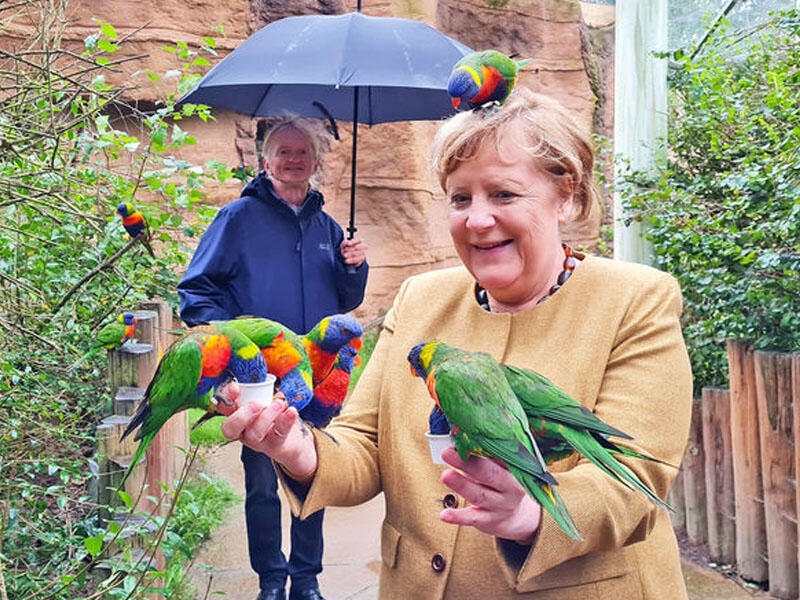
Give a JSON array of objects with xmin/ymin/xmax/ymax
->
[{"xmin": 3, "ymin": 0, "xmax": 614, "ymax": 320}]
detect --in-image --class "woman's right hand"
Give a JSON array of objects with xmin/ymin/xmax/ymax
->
[{"xmin": 220, "ymin": 383, "xmax": 319, "ymax": 482}]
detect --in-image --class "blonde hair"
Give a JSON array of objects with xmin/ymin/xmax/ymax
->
[
  {"xmin": 430, "ymin": 87, "xmax": 597, "ymax": 220},
  {"xmin": 262, "ymin": 115, "xmax": 332, "ymax": 186}
]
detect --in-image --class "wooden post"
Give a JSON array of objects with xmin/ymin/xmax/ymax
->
[
  {"xmin": 668, "ymin": 470, "xmax": 686, "ymax": 532},
  {"xmin": 754, "ymin": 350, "xmax": 797, "ymax": 599},
  {"xmin": 702, "ymin": 387, "xmax": 736, "ymax": 565},
  {"xmin": 727, "ymin": 339, "xmax": 768, "ymax": 582},
  {"xmin": 682, "ymin": 398, "xmax": 707, "ymax": 544},
  {"xmin": 793, "ymin": 353, "xmax": 800, "ymax": 597}
]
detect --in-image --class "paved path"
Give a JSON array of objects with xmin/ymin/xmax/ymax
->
[{"xmin": 190, "ymin": 442, "xmax": 763, "ymax": 600}]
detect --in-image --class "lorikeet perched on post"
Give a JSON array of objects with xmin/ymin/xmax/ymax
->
[
  {"xmin": 119, "ymin": 321, "xmax": 267, "ymax": 484},
  {"xmin": 447, "ymin": 49, "xmax": 530, "ymax": 110},
  {"xmin": 116, "ymin": 201, "xmax": 155, "ymax": 258},
  {"xmin": 69, "ymin": 312, "xmax": 136, "ymax": 371},
  {"xmin": 407, "ymin": 339, "xmax": 581, "ymax": 540},
  {"xmin": 300, "ymin": 343, "xmax": 360, "ymax": 428},
  {"xmin": 218, "ymin": 316, "xmax": 314, "ymax": 411},
  {"xmin": 302, "ymin": 314, "xmax": 363, "ymax": 387},
  {"xmin": 500, "ymin": 364, "xmax": 671, "ymax": 509}
]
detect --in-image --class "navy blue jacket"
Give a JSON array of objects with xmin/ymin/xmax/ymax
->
[{"xmin": 178, "ymin": 174, "xmax": 368, "ymax": 334}]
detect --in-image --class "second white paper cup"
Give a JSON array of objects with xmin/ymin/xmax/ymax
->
[
  {"xmin": 425, "ymin": 431, "xmax": 455, "ymax": 465},
  {"xmin": 237, "ymin": 374, "xmax": 277, "ymax": 409}
]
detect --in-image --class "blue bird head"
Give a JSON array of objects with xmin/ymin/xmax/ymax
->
[
  {"xmin": 316, "ymin": 314, "xmax": 363, "ymax": 354},
  {"xmin": 447, "ymin": 67, "xmax": 479, "ymax": 109}
]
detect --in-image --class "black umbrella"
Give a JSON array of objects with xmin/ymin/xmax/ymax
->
[{"xmin": 179, "ymin": 11, "xmax": 472, "ymax": 238}]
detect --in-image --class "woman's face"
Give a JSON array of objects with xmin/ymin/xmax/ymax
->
[
  {"xmin": 445, "ymin": 132, "xmax": 573, "ymax": 307},
  {"xmin": 264, "ymin": 127, "xmax": 318, "ymax": 186}
]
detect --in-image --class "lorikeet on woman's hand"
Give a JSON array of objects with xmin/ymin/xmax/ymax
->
[
  {"xmin": 300, "ymin": 343, "xmax": 360, "ymax": 428},
  {"xmin": 119, "ymin": 322, "xmax": 267, "ymax": 484},
  {"xmin": 116, "ymin": 201, "xmax": 155, "ymax": 258},
  {"xmin": 408, "ymin": 339, "xmax": 581, "ymax": 540},
  {"xmin": 303, "ymin": 314, "xmax": 363, "ymax": 387},
  {"xmin": 500, "ymin": 363, "xmax": 671, "ymax": 509},
  {"xmin": 218, "ymin": 316, "xmax": 314, "ymax": 411},
  {"xmin": 69, "ymin": 312, "xmax": 136, "ymax": 371}
]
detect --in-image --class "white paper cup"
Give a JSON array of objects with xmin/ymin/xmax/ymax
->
[
  {"xmin": 425, "ymin": 431, "xmax": 454, "ymax": 465},
  {"xmin": 237, "ymin": 374, "xmax": 277, "ymax": 409}
]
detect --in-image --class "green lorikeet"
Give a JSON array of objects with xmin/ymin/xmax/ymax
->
[
  {"xmin": 119, "ymin": 322, "xmax": 267, "ymax": 484},
  {"xmin": 69, "ymin": 312, "xmax": 136, "ymax": 371},
  {"xmin": 303, "ymin": 314, "xmax": 363, "ymax": 387},
  {"xmin": 217, "ymin": 316, "xmax": 314, "ymax": 410},
  {"xmin": 447, "ymin": 49, "xmax": 530, "ymax": 109},
  {"xmin": 300, "ymin": 343, "xmax": 360, "ymax": 428},
  {"xmin": 408, "ymin": 339, "xmax": 581, "ymax": 540},
  {"xmin": 116, "ymin": 201, "xmax": 155, "ymax": 258},
  {"xmin": 500, "ymin": 364, "xmax": 671, "ymax": 510}
]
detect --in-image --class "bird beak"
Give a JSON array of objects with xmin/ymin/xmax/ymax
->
[{"xmin": 451, "ymin": 98, "xmax": 461, "ymax": 109}]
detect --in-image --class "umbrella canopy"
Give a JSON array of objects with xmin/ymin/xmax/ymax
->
[{"xmin": 179, "ymin": 11, "xmax": 473, "ymax": 237}]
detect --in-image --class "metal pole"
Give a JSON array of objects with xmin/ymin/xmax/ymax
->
[{"xmin": 348, "ymin": 88, "xmax": 359, "ymax": 241}]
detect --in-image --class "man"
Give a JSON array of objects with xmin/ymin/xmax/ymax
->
[{"xmin": 178, "ymin": 116, "xmax": 368, "ymax": 600}]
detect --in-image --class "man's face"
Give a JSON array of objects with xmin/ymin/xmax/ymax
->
[{"xmin": 264, "ymin": 127, "xmax": 318, "ymax": 186}]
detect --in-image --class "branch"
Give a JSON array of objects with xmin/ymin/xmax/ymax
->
[{"xmin": 52, "ymin": 236, "xmax": 139, "ymax": 313}]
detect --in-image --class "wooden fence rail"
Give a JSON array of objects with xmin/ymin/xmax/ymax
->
[{"xmin": 671, "ymin": 340, "xmax": 800, "ymax": 599}]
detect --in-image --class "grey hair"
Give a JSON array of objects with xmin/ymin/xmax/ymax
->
[{"xmin": 430, "ymin": 87, "xmax": 597, "ymax": 221}]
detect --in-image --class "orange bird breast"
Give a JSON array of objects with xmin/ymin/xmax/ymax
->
[
  {"xmin": 200, "ymin": 334, "xmax": 232, "ymax": 378},
  {"xmin": 262, "ymin": 334, "xmax": 301, "ymax": 377}
]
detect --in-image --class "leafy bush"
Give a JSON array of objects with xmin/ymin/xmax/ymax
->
[
  {"xmin": 619, "ymin": 10, "xmax": 800, "ymax": 393},
  {"xmin": 0, "ymin": 4, "xmax": 237, "ymax": 597}
]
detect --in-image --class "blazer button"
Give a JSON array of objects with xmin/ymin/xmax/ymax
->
[
  {"xmin": 442, "ymin": 494, "xmax": 458, "ymax": 509},
  {"xmin": 431, "ymin": 553, "xmax": 446, "ymax": 573}
]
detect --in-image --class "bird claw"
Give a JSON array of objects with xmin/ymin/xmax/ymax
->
[{"xmin": 212, "ymin": 392, "xmax": 235, "ymax": 408}]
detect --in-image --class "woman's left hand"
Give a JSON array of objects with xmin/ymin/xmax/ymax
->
[{"xmin": 439, "ymin": 446, "xmax": 542, "ymax": 544}]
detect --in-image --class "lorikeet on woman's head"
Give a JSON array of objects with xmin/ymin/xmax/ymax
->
[{"xmin": 447, "ymin": 49, "xmax": 530, "ymax": 110}]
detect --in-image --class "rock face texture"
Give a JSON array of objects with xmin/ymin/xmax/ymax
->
[{"xmin": 4, "ymin": 0, "xmax": 614, "ymax": 319}]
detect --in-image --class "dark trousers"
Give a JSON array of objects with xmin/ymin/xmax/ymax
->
[{"xmin": 241, "ymin": 445, "xmax": 324, "ymax": 592}]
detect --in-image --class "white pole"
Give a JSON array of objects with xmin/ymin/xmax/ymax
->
[{"xmin": 612, "ymin": 0, "xmax": 668, "ymax": 264}]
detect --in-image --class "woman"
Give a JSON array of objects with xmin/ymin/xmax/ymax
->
[{"xmin": 221, "ymin": 88, "xmax": 693, "ymax": 599}]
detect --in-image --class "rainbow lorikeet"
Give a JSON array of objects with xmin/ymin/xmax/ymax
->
[
  {"xmin": 408, "ymin": 339, "xmax": 581, "ymax": 540},
  {"xmin": 217, "ymin": 316, "xmax": 314, "ymax": 411},
  {"xmin": 119, "ymin": 321, "xmax": 267, "ymax": 484},
  {"xmin": 447, "ymin": 49, "xmax": 530, "ymax": 110},
  {"xmin": 116, "ymin": 201, "xmax": 155, "ymax": 258},
  {"xmin": 69, "ymin": 312, "xmax": 136, "ymax": 371},
  {"xmin": 300, "ymin": 343, "xmax": 360, "ymax": 428},
  {"xmin": 303, "ymin": 314, "xmax": 363, "ymax": 387},
  {"xmin": 500, "ymin": 364, "xmax": 671, "ymax": 509}
]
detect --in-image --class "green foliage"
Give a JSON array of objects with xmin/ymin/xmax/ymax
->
[
  {"xmin": 0, "ymin": 3, "xmax": 237, "ymax": 597},
  {"xmin": 618, "ymin": 10, "xmax": 800, "ymax": 393}
]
